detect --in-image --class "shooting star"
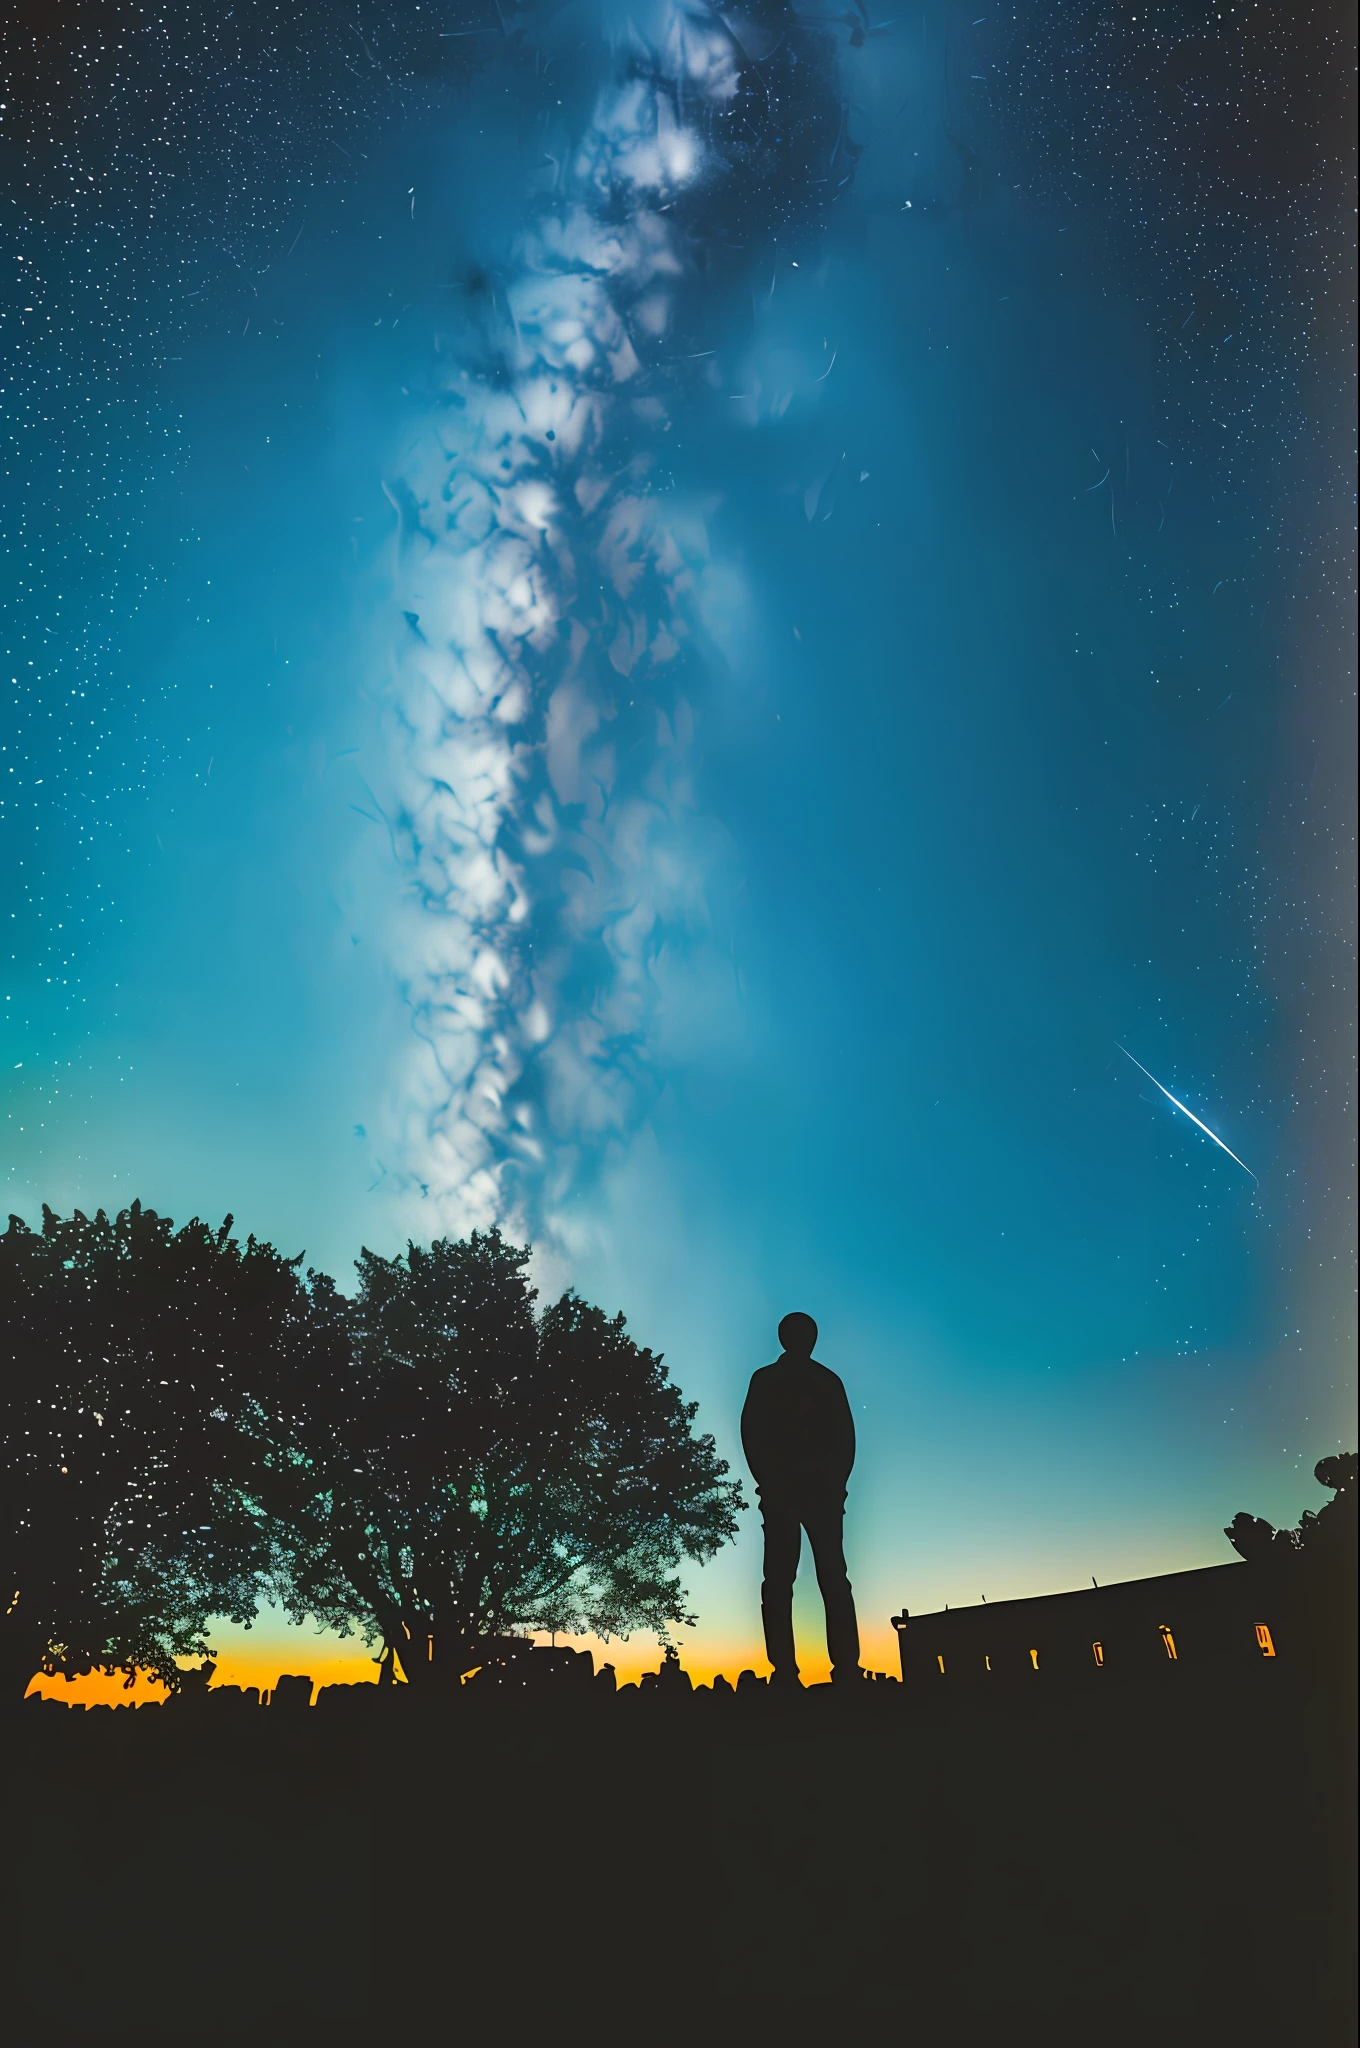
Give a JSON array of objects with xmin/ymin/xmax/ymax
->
[{"xmin": 1118, "ymin": 1046, "xmax": 1257, "ymax": 1183}]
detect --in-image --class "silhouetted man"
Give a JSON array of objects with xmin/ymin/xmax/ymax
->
[{"xmin": 741, "ymin": 1312, "xmax": 860, "ymax": 1687}]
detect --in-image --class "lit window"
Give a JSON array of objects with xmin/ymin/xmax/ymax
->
[
  {"xmin": 1092, "ymin": 1641, "xmax": 1104, "ymax": 1666},
  {"xmin": 1029, "ymin": 1648, "xmax": 1039, "ymax": 1670},
  {"xmin": 936, "ymin": 1654, "xmax": 946, "ymax": 1674},
  {"xmin": 984, "ymin": 1655, "xmax": 992, "ymax": 1672},
  {"xmin": 1159, "ymin": 1625, "xmax": 1177, "ymax": 1662},
  {"xmin": 1255, "ymin": 1624, "xmax": 1276, "ymax": 1658}
]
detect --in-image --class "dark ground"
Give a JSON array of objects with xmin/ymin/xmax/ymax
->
[{"xmin": 3, "ymin": 1661, "xmax": 1354, "ymax": 2045}]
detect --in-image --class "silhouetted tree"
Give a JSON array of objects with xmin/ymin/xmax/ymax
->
[
  {"xmin": 244, "ymin": 1229, "xmax": 743, "ymax": 1688},
  {"xmin": 0, "ymin": 1201, "xmax": 343, "ymax": 1696},
  {"xmin": 1225, "ymin": 1453, "xmax": 1358, "ymax": 1571}
]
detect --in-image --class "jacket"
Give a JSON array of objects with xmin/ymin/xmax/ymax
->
[{"xmin": 740, "ymin": 1354, "xmax": 856, "ymax": 1498}]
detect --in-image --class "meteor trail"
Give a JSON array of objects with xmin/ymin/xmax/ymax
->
[{"xmin": 1118, "ymin": 1046, "xmax": 1257, "ymax": 1182}]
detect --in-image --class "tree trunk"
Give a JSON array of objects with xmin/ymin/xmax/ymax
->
[
  {"xmin": 388, "ymin": 1616, "xmax": 483, "ymax": 1693},
  {"xmin": 388, "ymin": 1615, "xmax": 436, "ymax": 1690},
  {"xmin": 0, "ymin": 1611, "xmax": 46, "ymax": 1700}
]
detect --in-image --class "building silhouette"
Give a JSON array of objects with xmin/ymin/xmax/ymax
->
[{"xmin": 891, "ymin": 1557, "xmax": 1340, "ymax": 1683}]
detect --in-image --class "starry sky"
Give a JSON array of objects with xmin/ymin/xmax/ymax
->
[{"xmin": 3, "ymin": 0, "xmax": 1354, "ymax": 1689}]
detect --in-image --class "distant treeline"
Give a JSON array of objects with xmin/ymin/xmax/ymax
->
[
  {"xmin": 0, "ymin": 1203, "xmax": 743, "ymax": 1698},
  {"xmin": 1225, "ymin": 1456, "xmax": 1357, "ymax": 1573}
]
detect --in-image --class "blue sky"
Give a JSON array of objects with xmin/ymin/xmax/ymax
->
[{"xmin": 4, "ymin": 2, "xmax": 1353, "ymax": 1680}]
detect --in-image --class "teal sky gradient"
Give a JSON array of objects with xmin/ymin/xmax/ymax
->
[{"xmin": 5, "ymin": 5, "xmax": 1353, "ymax": 1680}]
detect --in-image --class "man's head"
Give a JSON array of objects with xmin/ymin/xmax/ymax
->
[{"xmin": 778, "ymin": 1311, "xmax": 818, "ymax": 1358}]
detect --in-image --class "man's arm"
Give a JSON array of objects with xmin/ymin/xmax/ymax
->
[
  {"xmin": 740, "ymin": 1372, "xmax": 770, "ymax": 1490},
  {"xmin": 829, "ymin": 1373, "xmax": 856, "ymax": 1489}
]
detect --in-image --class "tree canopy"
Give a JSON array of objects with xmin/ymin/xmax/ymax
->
[
  {"xmin": 0, "ymin": 1201, "xmax": 343, "ymax": 1696},
  {"xmin": 1, "ymin": 1205, "xmax": 743, "ymax": 1696},
  {"xmin": 242, "ymin": 1229, "xmax": 745, "ymax": 1687}
]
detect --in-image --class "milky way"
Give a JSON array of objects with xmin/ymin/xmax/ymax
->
[{"xmin": 369, "ymin": 2, "xmax": 852, "ymax": 1242}]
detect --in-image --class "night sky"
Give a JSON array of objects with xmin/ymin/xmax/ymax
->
[{"xmin": 3, "ymin": 0, "xmax": 1354, "ymax": 1687}]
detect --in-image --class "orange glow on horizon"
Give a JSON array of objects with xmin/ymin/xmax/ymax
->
[{"xmin": 24, "ymin": 1623, "xmax": 904, "ymax": 1705}]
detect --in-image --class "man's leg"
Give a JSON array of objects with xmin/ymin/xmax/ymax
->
[
  {"xmin": 759, "ymin": 1495, "xmax": 802, "ymax": 1678},
  {"xmin": 804, "ymin": 1496, "xmax": 860, "ymax": 1678}
]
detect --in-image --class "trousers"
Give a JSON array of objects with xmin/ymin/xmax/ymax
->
[{"xmin": 759, "ymin": 1491, "xmax": 860, "ymax": 1677}]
